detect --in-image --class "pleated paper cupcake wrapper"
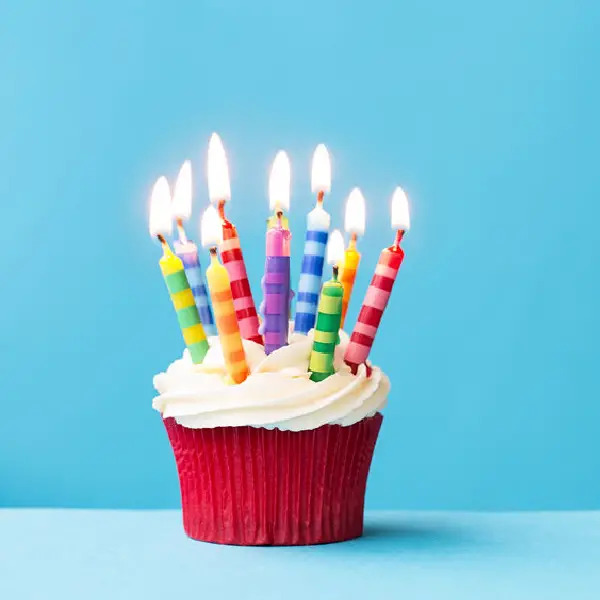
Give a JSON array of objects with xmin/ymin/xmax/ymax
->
[{"xmin": 163, "ymin": 413, "xmax": 383, "ymax": 545}]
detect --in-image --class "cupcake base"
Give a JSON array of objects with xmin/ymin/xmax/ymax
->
[{"xmin": 163, "ymin": 413, "xmax": 383, "ymax": 546}]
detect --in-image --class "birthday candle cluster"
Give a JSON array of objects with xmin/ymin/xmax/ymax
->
[{"xmin": 147, "ymin": 134, "xmax": 411, "ymax": 385}]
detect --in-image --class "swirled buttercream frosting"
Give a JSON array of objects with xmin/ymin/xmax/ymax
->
[{"xmin": 153, "ymin": 330, "xmax": 389, "ymax": 432}]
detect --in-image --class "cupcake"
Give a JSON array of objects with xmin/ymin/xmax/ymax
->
[
  {"xmin": 148, "ymin": 139, "xmax": 411, "ymax": 545},
  {"xmin": 153, "ymin": 329, "xmax": 389, "ymax": 546}
]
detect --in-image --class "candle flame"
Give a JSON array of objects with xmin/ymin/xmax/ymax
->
[
  {"xmin": 327, "ymin": 229, "xmax": 345, "ymax": 266},
  {"xmin": 391, "ymin": 186, "xmax": 410, "ymax": 231},
  {"xmin": 269, "ymin": 150, "xmax": 291, "ymax": 211},
  {"xmin": 200, "ymin": 204, "xmax": 223, "ymax": 248},
  {"xmin": 172, "ymin": 160, "xmax": 192, "ymax": 220},
  {"xmin": 149, "ymin": 176, "xmax": 173, "ymax": 238},
  {"xmin": 207, "ymin": 133, "xmax": 231, "ymax": 204},
  {"xmin": 311, "ymin": 143, "xmax": 331, "ymax": 194},
  {"xmin": 344, "ymin": 187, "xmax": 366, "ymax": 236}
]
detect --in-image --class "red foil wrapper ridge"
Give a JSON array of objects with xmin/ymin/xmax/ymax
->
[{"xmin": 163, "ymin": 413, "xmax": 383, "ymax": 545}]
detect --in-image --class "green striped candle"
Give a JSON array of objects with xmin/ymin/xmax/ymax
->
[{"xmin": 308, "ymin": 229, "xmax": 345, "ymax": 382}]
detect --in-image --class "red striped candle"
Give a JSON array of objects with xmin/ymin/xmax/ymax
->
[
  {"xmin": 344, "ymin": 187, "xmax": 410, "ymax": 374},
  {"xmin": 218, "ymin": 202, "xmax": 263, "ymax": 345}
]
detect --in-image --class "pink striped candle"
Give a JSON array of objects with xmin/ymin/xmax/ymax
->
[
  {"xmin": 344, "ymin": 187, "xmax": 410, "ymax": 374},
  {"xmin": 207, "ymin": 132, "xmax": 263, "ymax": 346},
  {"xmin": 218, "ymin": 202, "xmax": 263, "ymax": 345}
]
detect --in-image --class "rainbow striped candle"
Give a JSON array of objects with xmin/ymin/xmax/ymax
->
[
  {"xmin": 261, "ymin": 150, "xmax": 292, "ymax": 354},
  {"xmin": 294, "ymin": 144, "xmax": 331, "ymax": 335},
  {"xmin": 159, "ymin": 245, "xmax": 210, "ymax": 363},
  {"xmin": 208, "ymin": 133, "xmax": 262, "ymax": 345},
  {"xmin": 344, "ymin": 188, "xmax": 410, "ymax": 374},
  {"xmin": 172, "ymin": 160, "xmax": 216, "ymax": 336},
  {"xmin": 340, "ymin": 187, "xmax": 365, "ymax": 328},
  {"xmin": 202, "ymin": 207, "xmax": 249, "ymax": 384},
  {"xmin": 149, "ymin": 176, "xmax": 209, "ymax": 364},
  {"xmin": 309, "ymin": 230, "xmax": 345, "ymax": 382}
]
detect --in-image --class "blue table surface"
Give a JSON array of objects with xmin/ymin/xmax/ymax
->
[{"xmin": 0, "ymin": 510, "xmax": 598, "ymax": 599}]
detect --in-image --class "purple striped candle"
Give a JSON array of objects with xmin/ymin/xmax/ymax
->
[{"xmin": 260, "ymin": 216, "xmax": 291, "ymax": 354}]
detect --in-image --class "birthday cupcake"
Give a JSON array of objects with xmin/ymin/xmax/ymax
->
[
  {"xmin": 149, "ymin": 136, "xmax": 410, "ymax": 545},
  {"xmin": 153, "ymin": 330, "xmax": 388, "ymax": 545}
]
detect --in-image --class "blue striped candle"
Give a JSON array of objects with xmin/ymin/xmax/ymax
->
[
  {"xmin": 170, "ymin": 160, "xmax": 217, "ymax": 337},
  {"xmin": 294, "ymin": 196, "xmax": 330, "ymax": 334},
  {"xmin": 174, "ymin": 240, "xmax": 217, "ymax": 337}
]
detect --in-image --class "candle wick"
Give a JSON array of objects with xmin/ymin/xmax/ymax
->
[
  {"xmin": 394, "ymin": 229, "xmax": 405, "ymax": 249},
  {"xmin": 209, "ymin": 246, "xmax": 218, "ymax": 257},
  {"xmin": 157, "ymin": 234, "xmax": 170, "ymax": 254},
  {"xmin": 349, "ymin": 232, "xmax": 358, "ymax": 249},
  {"xmin": 317, "ymin": 190, "xmax": 324, "ymax": 205},
  {"xmin": 276, "ymin": 209, "xmax": 283, "ymax": 227},
  {"xmin": 332, "ymin": 265, "xmax": 339, "ymax": 280},
  {"xmin": 217, "ymin": 200, "xmax": 226, "ymax": 220}
]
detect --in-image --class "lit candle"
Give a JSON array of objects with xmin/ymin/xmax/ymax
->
[
  {"xmin": 201, "ymin": 205, "xmax": 250, "ymax": 384},
  {"xmin": 344, "ymin": 187, "xmax": 410, "ymax": 374},
  {"xmin": 148, "ymin": 176, "xmax": 209, "ymax": 364},
  {"xmin": 339, "ymin": 187, "xmax": 366, "ymax": 328},
  {"xmin": 172, "ymin": 160, "xmax": 216, "ymax": 336},
  {"xmin": 308, "ymin": 229, "xmax": 345, "ymax": 382},
  {"xmin": 260, "ymin": 151, "xmax": 292, "ymax": 354},
  {"xmin": 294, "ymin": 144, "xmax": 331, "ymax": 335},
  {"xmin": 208, "ymin": 133, "xmax": 262, "ymax": 345}
]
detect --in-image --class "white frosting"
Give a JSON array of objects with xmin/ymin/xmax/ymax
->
[{"xmin": 153, "ymin": 329, "xmax": 389, "ymax": 432}]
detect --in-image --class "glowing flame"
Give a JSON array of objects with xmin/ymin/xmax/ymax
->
[
  {"xmin": 200, "ymin": 204, "xmax": 223, "ymax": 248},
  {"xmin": 172, "ymin": 160, "xmax": 192, "ymax": 220},
  {"xmin": 268, "ymin": 150, "xmax": 291, "ymax": 211},
  {"xmin": 207, "ymin": 133, "xmax": 231, "ymax": 204},
  {"xmin": 148, "ymin": 176, "xmax": 173, "ymax": 237},
  {"xmin": 344, "ymin": 187, "xmax": 366, "ymax": 236},
  {"xmin": 311, "ymin": 143, "xmax": 331, "ymax": 194},
  {"xmin": 391, "ymin": 187, "xmax": 410, "ymax": 231},
  {"xmin": 327, "ymin": 229, "xmax": 345, "ymax": 267}
]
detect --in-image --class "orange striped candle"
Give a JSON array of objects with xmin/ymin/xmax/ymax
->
[
  {"xmin": 340, "ymin": 187, "xmax": 366, "ymax": 328},
  {"xmin": 202, "ymin": 205, "xmax": 249, "ymax": 384}
]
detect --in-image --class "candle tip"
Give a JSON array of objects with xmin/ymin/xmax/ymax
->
[
  {"xmin": 149, "ymin": 176, "xmax": 173, "ymax": 238},
  {"xmin": 311, "ymin": 144, "xmax": 331, "ymax": 194},
  {"xmin": 344, "ymin": 187, "xmax": 366, "ymax": 236},
  {"xmin": 207, "ymin": 132, "xmax": 231, "ymax": 204},
  {"xmin": 269, "ymin": 150, "xmax": 291, "ymax": 212},
  {"xmin": 327, "ymin": 229, "xmax": 345, "ymax": 267},
  {"xmin": 200, "ymin": 205, "xmax": 224, "ymax": 248},
  {"xmin": 172, "ymin": 160, "xmax": 192, "ymax": 220},
  {"xmin": 391, "ymin": 187, "xmax": 410, "ymax": 231}
]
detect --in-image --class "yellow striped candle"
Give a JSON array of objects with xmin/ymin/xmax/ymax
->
[
  {"xmin": 339, "ymin": 187, "xmax": 366, "ymax": 328},
  {"xmin": 202, "ymin": 205, "xmax": 249, "ymax": 384},
  {"xmin": 149, "ymin": 176, "xmax": 209, "ymax": 364}
]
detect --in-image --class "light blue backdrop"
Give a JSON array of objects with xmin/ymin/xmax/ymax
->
[{"xmin": 1, "ymin": 0, "xmax": 598, "ymax": 510}]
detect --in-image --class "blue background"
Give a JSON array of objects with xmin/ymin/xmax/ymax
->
[{"xmin": 1, "ymin": 0, "xmax": 598, "ymax": 510}]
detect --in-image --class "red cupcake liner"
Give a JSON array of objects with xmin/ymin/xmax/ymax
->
[{"xmin": 163, "ymin": 413, "xmax": 383, "ymax": 545}]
